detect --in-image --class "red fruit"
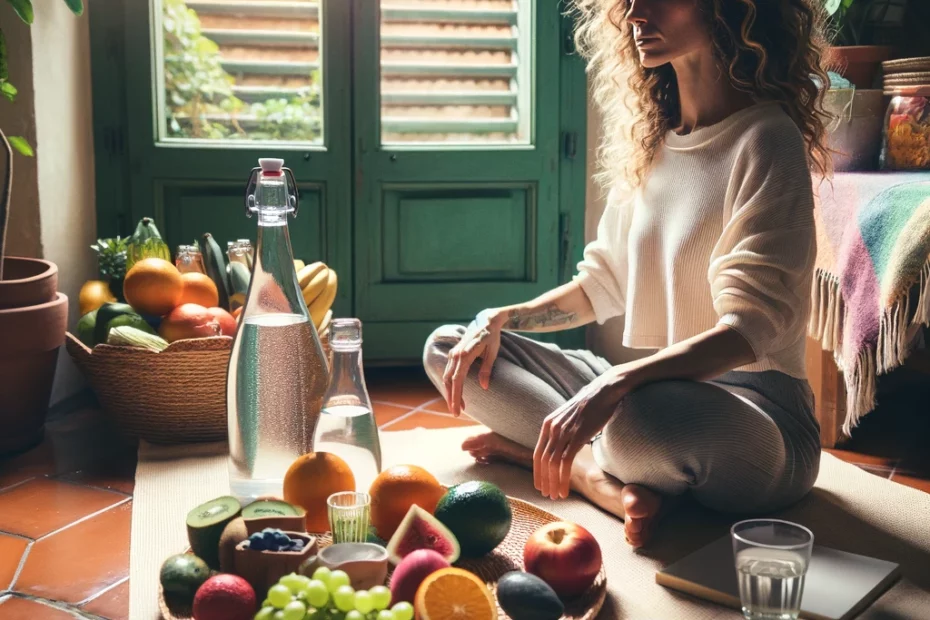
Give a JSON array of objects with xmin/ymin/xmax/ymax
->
[
  {"xmin": 523, "ymin": 521, "xmax": 602, "ymax": 598},
  {"xmin": 159, "ymin": 303, "xmax": 222, "ymax": 342},
  {"xmin": 206, "ymin": 307, "xmax": 237, "ymax": 337},
  {"xmin": 192, "ymin": 574, "xmax": 256, "ymax": 620},
  {"xmin": 389, "ymin": 549, "xmax": 450, "ymax": 604}
]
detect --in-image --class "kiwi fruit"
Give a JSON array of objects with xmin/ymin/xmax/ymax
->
[
  {"xmin": 186, "ymin": 496, "xmax": 241, "ymax": 570},
  {"xmin": 218, "ymin": 517, "xmax": 248, "ymax": 572},
  {"xmin": 242, "ymin": 499, "xmax": 302, "ymax": 519},
  {"xmin": 242, "ymin": 499, "xmax": 306, "ymax": 534}
]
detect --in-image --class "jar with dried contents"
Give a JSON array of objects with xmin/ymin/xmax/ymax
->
[{"xmin": 881, "ymin": 87, "xmax": 930, "ymax": 171}]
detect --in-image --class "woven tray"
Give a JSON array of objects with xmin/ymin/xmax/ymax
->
[
  {"xmin": 159, "ymin": 497, "xmax": 607, "ymax": 620},
  {"xmin": 66, "ymin": 312, "xmax": 332, "ymax": 445},
  {"xmin": 882, "ymin": 57, "xmax": 930, "ymax": 74}
]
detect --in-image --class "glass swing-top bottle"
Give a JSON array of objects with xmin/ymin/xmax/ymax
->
[
  {"xmin": 314, "ymin": 319, "xmax": 383, "ymax": 491},
  {"xmin": 227, "ymin": 158, "xmax": 330, "ymax": 502}
]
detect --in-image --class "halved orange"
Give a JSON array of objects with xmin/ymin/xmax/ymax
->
[{"xmin": 414, "ymin": 567, "xmax": 497, "ymax": 620}]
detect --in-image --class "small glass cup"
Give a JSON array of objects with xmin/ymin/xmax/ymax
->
[
  {"xmin": 327, "ymin": 492, "xmax": 371, "ymax": 544},
  {"xmin": 731, "ymin": 519, "xmax": 814, "ymax": 620}
]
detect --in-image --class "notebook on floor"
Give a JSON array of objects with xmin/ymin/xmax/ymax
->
[{"xmin": 656, "ymin": 535, "xmax": 900, "ymax": 620}]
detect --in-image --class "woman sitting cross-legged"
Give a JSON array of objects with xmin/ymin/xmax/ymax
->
[{"xmin": 423, "ymin": 0, "xmax": 829, "ymax": 548}]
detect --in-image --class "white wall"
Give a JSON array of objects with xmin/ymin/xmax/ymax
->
[
  {"xmin": 32, "ymin": 1, "xmax": 98, "ymax": 403},
  {"xmin": 0, "ymin": 3, "xmax": 41, "ymax": 259}
]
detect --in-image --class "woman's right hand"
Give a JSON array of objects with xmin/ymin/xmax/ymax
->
[{"xmin": 442, "ymin": 310, "xmax": 503, "ymax": 417}]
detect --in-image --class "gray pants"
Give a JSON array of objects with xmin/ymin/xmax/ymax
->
[{"xmin": 423, "ymin": 325, "xmax": 821, "ymax": 514}]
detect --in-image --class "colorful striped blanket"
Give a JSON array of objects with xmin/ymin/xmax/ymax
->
[{"xmin": 811, "ymin": 172, "xmax": 930, "ymax": 433}]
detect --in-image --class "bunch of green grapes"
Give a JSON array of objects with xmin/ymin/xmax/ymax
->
[{"xmin": 254, "ymin": 567, "xmax": 414, "ymax": 620}]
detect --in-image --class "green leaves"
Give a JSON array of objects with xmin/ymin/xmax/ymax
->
[
  {"xmin": 8, "ymin": 136, "xmax": 33, "ymax": 156},
  {"xmin": 825, "ymin": 0, "xmax": 842, "ymax": 15},
  {"xmin": 6, "ymin": 0, "xmax": 34, "ymax": 24},
  {"xmin": 1, "ymin": 82, "xmax": 17, "ymax": 102},
  {"xmin": 62, "ymin": 0, "xmax": 84, "ymax": 16}
]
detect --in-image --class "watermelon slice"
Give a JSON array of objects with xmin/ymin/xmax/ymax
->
[{"xmin": 385, "ymin": 504, "xmax": 460, "ymax": 565}]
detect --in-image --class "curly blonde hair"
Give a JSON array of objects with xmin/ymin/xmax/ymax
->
[{"xmin": 571, "ymin": 0, "xmax": 832, "ymax": 189}]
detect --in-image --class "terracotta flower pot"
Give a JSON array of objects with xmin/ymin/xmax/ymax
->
[
  {"xmin": 0, "ymin": 292, "xmax": 69, "ymax": 455},
  {"xmin": 826, "ymin": 46, "xmax": 894, "ymax": 90},
  {"xmin": 0, "ymin": 257, "xmax": 58, "ymax": 310}
]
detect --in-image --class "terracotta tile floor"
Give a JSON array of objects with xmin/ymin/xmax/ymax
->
[{"xmin": 0, "ymin": 366, "xmax": 926, "ymax": 619}]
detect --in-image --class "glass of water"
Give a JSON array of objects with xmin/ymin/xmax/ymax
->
[
  {"xmin": 328, "ymin": 492, "xmax": 371, "ymax": 544},
  {"xmin": 731, "ymin": 519, "xmax": 814, "ymax": 620}
]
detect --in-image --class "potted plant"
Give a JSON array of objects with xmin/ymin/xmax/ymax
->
[
  {"xmin": 0, "ymin": 0, "xmax": 84, "ymax": 455},
  {"xmin": 825, "ymin": 0, "xmax": 905, "ymax": 89}
]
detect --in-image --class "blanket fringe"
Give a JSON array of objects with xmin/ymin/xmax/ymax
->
[
  {"xmin": 810, "ymin": 261, "xmax": 930, "ymax": 436},
  {"xmin": 808, "ymin": 269, "xmax": 844, "ymax": 357}
]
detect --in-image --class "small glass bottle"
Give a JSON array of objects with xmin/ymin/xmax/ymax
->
[
  {"xmin": 228, "ymin": 239, "xmax": 254, "ymax": 269},
  {"xmin": 175, "ymin": 244, "xmax": 206, "ymax": 274},
  {"xmin": 314, "ymin": 319, "xmax": 382, "ymax": 491},
  {"xmin": 227, "ymin": 158, "xmax": 330, "ymax": 502}
]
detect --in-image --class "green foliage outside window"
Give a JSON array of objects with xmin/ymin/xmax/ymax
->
[{"xmin": 162, "ymin": 0, "xmax": 322, "ymax": 142}]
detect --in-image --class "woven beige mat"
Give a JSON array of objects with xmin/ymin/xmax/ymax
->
[{"xmin": 130, "ymin": 427, "xmax": 930, "ymax": 620}]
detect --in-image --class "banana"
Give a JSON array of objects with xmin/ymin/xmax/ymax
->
[
  {"xmin": 297, "ymin": 261, "xmax": 326, "ymax": 290},
  {"xmin": 318, "ymin": 309, "xmax": 333, "ymax": 335},
  {"xmin": 301, "ymin": 268, "xmax": 330, "ymax": 306},
  {"xmin": 309, "ymin": 269, "xmax": 337, "ymax": 328}
]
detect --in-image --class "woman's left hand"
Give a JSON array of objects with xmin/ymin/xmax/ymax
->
[{"xmin": 533, "ymin": 367, "xmax": 636, "ymax": 500}]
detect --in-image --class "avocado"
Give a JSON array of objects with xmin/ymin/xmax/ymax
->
[
  {"xmin": 497, "ymin": 571, "xmax": 564, "ymax": 620},
  {"xmin": 76, "ymin": 310, "xmax": 98, "ymax": 347},
  {"xmin": 159, "ymin": 553, "xmax": 211, "ymax": 607},
  {"xmin": 434, "ymin": 481, "xmax": 512, "ymax": 557},
  {"xmin": 93, "ymin": 302, "xmax": 138, "ymax": 346}
]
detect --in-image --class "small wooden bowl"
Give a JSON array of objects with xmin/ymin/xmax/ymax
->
[{"xmin": 233, "ymin": 532, "xmax": 318, "ymax": 595}]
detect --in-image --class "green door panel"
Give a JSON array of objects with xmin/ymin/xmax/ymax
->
[
  {"xmin": 159, "ymin": 183, "xmax": 327, "ymax": 265},
  {"xmin": 383, "ymin": 186, "xmax": 532, "ymax": 282}
]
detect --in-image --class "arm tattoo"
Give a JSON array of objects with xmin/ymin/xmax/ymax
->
[{"xmin": 506, "ymin": 304, "xmax": 577, "ymax": 331}]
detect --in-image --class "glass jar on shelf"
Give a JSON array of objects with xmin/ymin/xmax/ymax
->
[
  {"xmin": 175, "ymin": 244, "xmax": 206, "ymax": 274},
  {"xmin": 881, "ymin": 87, "xmax": 930, "ymax": 171}
]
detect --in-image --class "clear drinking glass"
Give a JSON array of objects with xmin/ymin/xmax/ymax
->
[
  {"xmin": 313, "ymin": 319, "xmax": 383, "ymax": 491},
  {"xmin": 328, "ymin": 492, "xmax": 371, "ymax": 543},
  {"xmin": 227, "ymin": 158, "xmax": 330, "ymax": 502},
  {"xmin": 731, "ymin": 519, "xmax": 814, "ymax": 620}
]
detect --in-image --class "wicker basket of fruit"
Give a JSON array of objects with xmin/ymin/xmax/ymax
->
[{"xmin": 70, "ymin": 219, "xmax": 337, "ymax": 444}]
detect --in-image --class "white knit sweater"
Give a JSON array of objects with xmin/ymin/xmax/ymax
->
[{"xmin": 576, "ymin": 102, "xmax": 815, "ymax": 378}]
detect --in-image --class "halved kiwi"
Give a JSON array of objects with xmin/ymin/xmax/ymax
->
[
  {"xmin": 242, "ymin": 499, "xmax": 303, "ymax": 519},
  {"xmin": 242, "ymin": 499, "xmax": 306, "ymax": 534},
  {"xmin": 185, "ymin": 496, "xmax": 242, "ymax": 570}
]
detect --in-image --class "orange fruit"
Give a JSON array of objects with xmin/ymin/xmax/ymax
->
[
  {"xmin": 283, "ymin": 452, "xmax": 356, "ymax": 532},
  {"xmin": 415, "ymin": 568, "xmax": 497, "ymax": 620},
  {"xmin": 123, "ymin": 258, "xmax": 183, "ymax": 316},
  {"xmin": 79, "ymin": 280, "xmax": 116, "ymax": 315},
  {"xmin": 178, "ymin": 272, "xmax": 219, "ymax": 308},
  {"xmin": 369, "ymin": 465, "xmax": 444, "ymax": 539}
]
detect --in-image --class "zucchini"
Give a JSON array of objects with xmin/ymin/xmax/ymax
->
[{"xmin": 200, "ymin": 233, "xmax": 231, "ymax": 310}]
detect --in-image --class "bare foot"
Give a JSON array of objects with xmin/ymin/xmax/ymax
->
[
  {"xmin": 462, "ymin": 432, "xmax": 534, "ymax": 468},
  {"xmin": 620, "ymin": 484, "xmax": 663, "ymax": 548},
  {"xmin": 461, "ymin": 433, "xmax": 666, "ymax": 548}
]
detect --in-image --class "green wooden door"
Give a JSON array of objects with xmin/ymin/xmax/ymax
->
[
  {"xmin": 90, "ymin": 0, "xmax": 586, "ymax": 362},
  {"xmin": 353, "ymin": 1, "xmax": 587, "ymax": 360},
  {"xmin": 96, "ymin": 0, "xmax": 353, "ymax": 316}
]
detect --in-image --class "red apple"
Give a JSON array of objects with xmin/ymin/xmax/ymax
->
[
  {"xmin": 206, "ymin": 307, "xmax": 237, "ymax": 336},
  {"xmin": 523, "ymin": 521, "xmax": 602, "ymax": 597}
]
